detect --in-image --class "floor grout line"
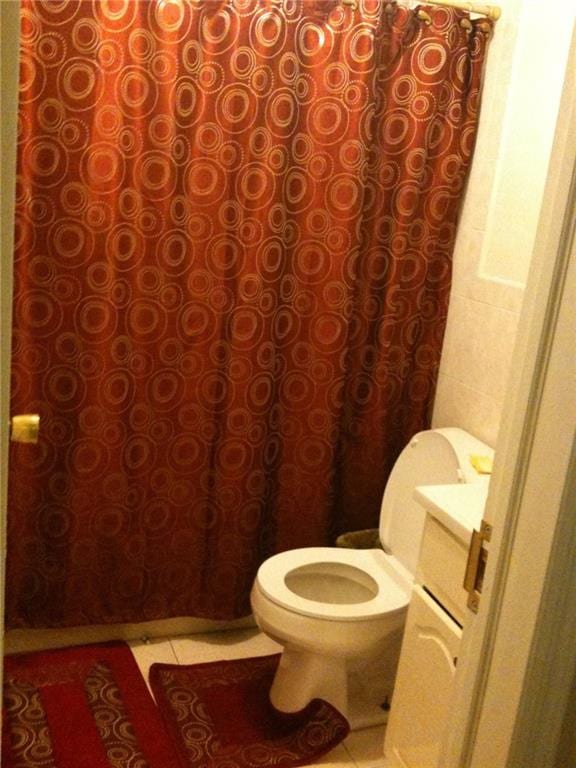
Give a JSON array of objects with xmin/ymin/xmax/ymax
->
[{"xmin": 168, "ymin": 638, "xmax": 180, "ymax": 664}]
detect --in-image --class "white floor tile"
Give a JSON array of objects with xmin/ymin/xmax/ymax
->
[
  {"xmin": 170, "ymin": 627, "xmax": 282, "ymax": 665},
  {"xmin": 129, "ymin": 637, "xmax": 179, "ymax": 694},
  {"xmin": 301, "ymin": 743, "xmax": 357, "ymax": 768},
  {"xmin": 343, "ymin": 725, "xmax": 387, "ymax": 768}
]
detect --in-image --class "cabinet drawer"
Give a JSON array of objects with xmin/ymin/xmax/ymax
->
[{"xmin": 416, "ymin": 516, "xmax": 469, "ymax": 625}]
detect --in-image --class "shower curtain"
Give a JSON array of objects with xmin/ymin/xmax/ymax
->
[{"xmin": 7, "ymin": 0, "xmax": 492, "ymax": 628}]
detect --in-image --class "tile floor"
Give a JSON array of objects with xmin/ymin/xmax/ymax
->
[{"xmin": 129, "ymin": 627, "xmax": 394, "ymax": 768}]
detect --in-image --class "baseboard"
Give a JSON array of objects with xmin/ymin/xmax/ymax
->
[{"xmin": 4, "ymin": 614, "xmax": 256, "ymax": 655}]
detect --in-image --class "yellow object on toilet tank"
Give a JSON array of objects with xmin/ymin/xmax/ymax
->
[{"xmin": 470, "ymin": 454, "xmax": 493, "ymax": 474}]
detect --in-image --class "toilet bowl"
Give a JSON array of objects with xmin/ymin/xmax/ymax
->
[{"xmin": 250, "ymin": 428, "xmax": 493, "ymax": 719}]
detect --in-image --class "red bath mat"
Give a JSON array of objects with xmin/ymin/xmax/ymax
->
[
  {"xmin": 149, "ymin": 654, "xmax": 350, "ymax": 768},
  {"xmin": 2, "ymin": 641, "xmax": 181, "ymax": 768}
]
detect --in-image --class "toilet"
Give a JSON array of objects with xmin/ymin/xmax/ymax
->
[{"xmin": 250, "ymin": 428, "xmax": 493, "ymax": 720}]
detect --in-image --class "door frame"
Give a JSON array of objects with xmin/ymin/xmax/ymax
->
[
  {"xmin": 442, "ymin": 20, "xmax": 576, "ymax": 768},
  {"xmin": 1, "ymin": 1, "xmax": 20, "ymax": 755},
  {"xmin": 0, "ymin": 0, "xmax": 21, "ymax": 735}
]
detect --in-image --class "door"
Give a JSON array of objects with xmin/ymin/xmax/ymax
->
[
  {"xmin": 0, "ymin": 0, "xmax": 22, "ymax": 745},
  {"xmin": 442, "ymin": 22, "xmax": 576, "ymax": 768}
]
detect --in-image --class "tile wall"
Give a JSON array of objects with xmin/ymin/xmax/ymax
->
[{"xmin": 432, "ymin": 0, "xmax": 574, "ymax": 447}]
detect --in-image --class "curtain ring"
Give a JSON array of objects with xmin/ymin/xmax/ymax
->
[
  {"xmin": 460, "ymin": 17, "xmax": 473, "ymax": 31},
  {"xmin": 417, "ymin": 9, "xmax": 432, "ymax": 24}
]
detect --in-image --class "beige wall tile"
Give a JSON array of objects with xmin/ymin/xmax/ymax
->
[
  {"xmin": 432, "ymin": 374, "xmax": 502, "ymax": 448},
  {"xmin": 438, "ymin": 297, "xmax": 519, "ymax": 405}
]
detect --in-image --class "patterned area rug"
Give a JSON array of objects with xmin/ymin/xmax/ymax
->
[
  {"xmin": 2, "ymin": 642, "xmax": 181, "ymax": 768},
  {"xmin": 149, "ymin": 654, "xmax": 350, "ymax": 768}
]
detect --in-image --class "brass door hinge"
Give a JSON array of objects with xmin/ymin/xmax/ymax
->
[{"xmin": 463, "ymin": 520, "xmax": 492, "ymax": 613}]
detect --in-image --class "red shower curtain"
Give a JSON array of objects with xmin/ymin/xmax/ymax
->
[{"xmin": 7, "ymin": 1, "xmax": 492, "ymax": 628}]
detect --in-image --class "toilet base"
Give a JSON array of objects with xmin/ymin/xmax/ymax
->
[
  {"xmin": 270, "ymin": 647, "xmax": 348, "ymax": 717},
  {"xmin": 268, "ymin": 628, "xmax": 405, "ymax": 726}
]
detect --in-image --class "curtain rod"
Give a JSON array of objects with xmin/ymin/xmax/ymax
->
[
  {"xmin": 342, "ymin": 0, "xmax": 501, "ymax": 22},
  {"xmin": 416, "ymin": 0, "xmax": 500, "ymax": 20}
]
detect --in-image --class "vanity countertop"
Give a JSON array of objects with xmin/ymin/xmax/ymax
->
[{"xmin": 414, "ymin": 482, "xmax": 490, "ymax": 543}]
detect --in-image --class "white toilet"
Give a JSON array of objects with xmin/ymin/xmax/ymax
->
[{"xmin": 250, "ymin": 428, "xmax": 493, "ymax": 720}]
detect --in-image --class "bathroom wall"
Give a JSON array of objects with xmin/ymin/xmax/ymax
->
[{"xmin": 432, "ymin": 0, "xmax": 575, "ymax": 447}]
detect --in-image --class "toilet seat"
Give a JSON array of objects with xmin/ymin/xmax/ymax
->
[{"xmin": 255, "ymin": 547, "xmax": 412, "ymax": 622}]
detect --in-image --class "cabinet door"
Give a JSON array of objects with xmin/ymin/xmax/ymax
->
[{"xmin": 384, "ymin": 586, "xmax": 462, "ymax": 768}]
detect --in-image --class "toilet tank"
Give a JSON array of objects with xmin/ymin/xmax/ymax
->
[{"xmin": 379, "ymin": 429, "xmax": 493, "ymax": 577}]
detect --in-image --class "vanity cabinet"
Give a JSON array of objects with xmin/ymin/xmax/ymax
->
[
  {"xmin": 384, "ymin": 486, "xmax": 484, "ymax": 768},
  {"xmin": 384, "ymin": 585, "xmax": 461, "ymax": 767}
]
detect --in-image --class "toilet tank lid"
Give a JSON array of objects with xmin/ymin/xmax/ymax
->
[
  {"xmin": 379, "ymin": 428, "xmax": 493, "ymax": 576},
  {"xmin": 431, "ymin": 428, "xmax": 494, "ymax": 484}
]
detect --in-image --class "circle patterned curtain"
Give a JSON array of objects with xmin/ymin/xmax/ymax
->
[{"xmin": 8, "ymin": 0, "xmax": 492, "ymax": 628}]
